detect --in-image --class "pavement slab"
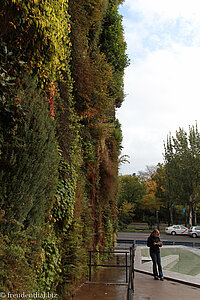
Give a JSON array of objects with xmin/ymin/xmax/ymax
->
[
  {"xmin": 71, "ymin": 282, "xmax": 127, "ymax": 300},
  {"xmin": 71, "ymin": 270, "xmax": 200, "ymax": 300},
  {"xmin": 133, "ymin": 272, "xmax": 200, "ymax": 300}
]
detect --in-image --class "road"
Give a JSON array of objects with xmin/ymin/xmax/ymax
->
[{"xmin": 118, "ymin": 231, "xmax": 200, "ymax": 243}]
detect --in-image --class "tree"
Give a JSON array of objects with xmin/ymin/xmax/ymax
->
[
  {"xmin": 138, "ymin": 165, "xmax": 158, "ymax": 181},
  {"xmin": 117, "ymin": 174, "xmax": 145, "ymax": 226},
  {"xmin": 164, "ymin": 124, "xmax": 200, "ymax": 226},
  {"xmin": 140, "ymin": 177, "xmax": 160, "ymax": 212}
]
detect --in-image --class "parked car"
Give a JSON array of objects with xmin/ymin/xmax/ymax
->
[
  {"xmin": 165, "ymin": 225, "xmax": 188, "ymax": 235},
  {"xmin": 188, "ymin": 226, "xmax": 200, "ymax": 238}
]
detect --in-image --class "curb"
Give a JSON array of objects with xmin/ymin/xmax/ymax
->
[{"xmin": 134, "ymin": 268, "xmax": 200, "ymax": 288}]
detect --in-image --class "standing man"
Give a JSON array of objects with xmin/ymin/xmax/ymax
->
[{"xmin": 147, "ymin": 229, "xmax": 164, "ymax": 280}]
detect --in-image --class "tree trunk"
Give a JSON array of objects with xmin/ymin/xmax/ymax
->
[
  {"xmin": 194, "ymin": 207, "xmax": 197, "ymax": 226},
  {"xmin": 168, "ymin": 201, "xmax": 173, "ymax": 226},
  {"xmin": 188, "ymin": 195, "xmax": 193, "ymax": 226},
  {"xmin": 156, "ymin": 209, "xmax": 159, "ymax": 230},
  {"xmin": 167, "ymin": 203, "xmax": 170, "ymax": 226},
  {"xmin": 170, "ymin": 207, "xmax": 173, "ymax": 225},
  {"xmin": 184, "ymin": 207, "xmax": 187, "ymax": 227}
]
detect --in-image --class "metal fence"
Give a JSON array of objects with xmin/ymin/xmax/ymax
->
[
  {"xmin": 117, "ymin": 239, "xmax": 200, "ymax": 248},
  {"xmin": 88, "ymin": 249, "xmax": 130, "ymax": 283},
  {"xmin": 88, "ymin": 243, "xmax": 136, "ymax": 300},
  {"xmin": 127, "ymin": 243, "xmax": 136, "ymax": 300}
]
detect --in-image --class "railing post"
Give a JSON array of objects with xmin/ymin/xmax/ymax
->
[
  {"xmin": 132, "ymin": 242, "xmax": 135, "ymax": 292},
  {"xmin": 89, "ymin": 251, "xmax": 92, "ymax": 281},
  {"xmin": 131, "ymin": 249, "xmax": 133, "ymax": 286},
  {"xmin": 117, "ymin": 255, "xmax": 120, "ymax": 265},
  {"xmin": 127, "ymin": 244, "xmax": 134, "ymax": 300},
  {"xmin": 126, "ymin": 252, "xmax": 128, "ymax": 283},
  {"xmin": 130, "ymin": 246, "xmax": 133, "ymax": 291}
]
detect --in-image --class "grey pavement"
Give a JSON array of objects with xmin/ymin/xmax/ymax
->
[
  {"xmin": 72, "ymin": 271, "xmax": 200, "ymax": 300},
  {"xmin": 133, "ymin": 272, "xmax": 200, "ymax": 300},
  {"xmin": 71, "ymin": 283, "xmax": 127, "ymax": 300}
]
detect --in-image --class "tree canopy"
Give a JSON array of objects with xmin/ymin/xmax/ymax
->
[{"xmin": 164, "ymin": 124, "xmax": 200, "ymax": 226}]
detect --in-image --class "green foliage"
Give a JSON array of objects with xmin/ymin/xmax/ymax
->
[
  {"xmin": 164, "ymin": 123, "xmax": 200, "ymax": 225},
  {"xmin": 100, "ymin": 1, "xmax": 130, "ymax": 107},
  {"xmin": 118, "ymin": 175, "xmax": 146, "ymax": 207},
  {"xmin": 0, "ymin": 76, "xmax": 58, "ymax": 232},
  {"xmin": 0, "ymin": 232, "xmax": 40, "ymax": 295},
  {"xmin": 113, "ymin": 119, "xmax": 123, "ymax": 153},
  {"xmin": 100, "ymin": 3, "xmax": 129, "ymax": 72},
  {"xmin": 0, "ymin": 0, "xmax": 128, "ymax": 297},
  {"xmin": 56, "ymin": 179, "xmax": 94, "ymax": 295},
  {"xmin": 40, "ymin": 230, "xmax": 62, "ymax": 292},
  {"xmin": 4, "ymin": 0, "xmax": 71, "ymax": 85},
  {"xmin": 53, "ymin": 151, "xmax": 77, "ymax": 230},
  {"xmin": 60, "ymin": 220, "xmax": 88, "ymax": 294},
  {"xmin": 117, "ymin": 174, "xmax": 146, "ymax": 227},
  {"xmin": 69, "ymin": 0, "xmax": 125, "ymax": 279}
]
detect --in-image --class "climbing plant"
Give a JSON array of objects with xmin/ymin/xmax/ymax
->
[{"xmin": 0, "ymin": 0, "xmax": 128, "ymax": 297}]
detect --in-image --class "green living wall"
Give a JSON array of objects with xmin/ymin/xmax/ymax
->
[{"xmin": 0, "ymin": 0, "xmax": 129, "ymax": 298}]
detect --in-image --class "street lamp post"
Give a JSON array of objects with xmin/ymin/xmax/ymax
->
[{"xmin": 156, "ymin": 209, "xmax": 159, "ymax": 230}]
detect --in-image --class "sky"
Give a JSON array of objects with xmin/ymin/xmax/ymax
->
[{"xmin": 117, "ymin": 0, "xmax": 200, "ymax": 175}]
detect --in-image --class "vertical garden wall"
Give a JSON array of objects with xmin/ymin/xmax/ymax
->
[{"xmin": 0, "ymin": 0, "xmax": 129, "ymax": 297}]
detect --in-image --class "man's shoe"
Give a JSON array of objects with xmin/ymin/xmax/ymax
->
[
  {"xmin": 160, "ymin": 277, "xmax": 164, "ymax": 281},
  {"xmin": 154, "ymin": 276, "xmax": 159, "ymax": 280}
]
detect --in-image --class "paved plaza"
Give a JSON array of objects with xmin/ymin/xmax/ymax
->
[{"xmin": 72, "ymin": 271, "xmax": 200, "ymax": 300}]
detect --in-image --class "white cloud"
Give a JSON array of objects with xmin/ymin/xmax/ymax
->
[
  {"xmin": 121, "ymin": 0, "xmax": 200, "ymax": 57},
  {"xmin": 117, "ymin": 45, "xmax": 200, "ymax": 174},
  {"xmin": 118, "ymin": 1, "xmax": 200, "ymax": 174},
  {"xmin": 125, "ymin": 0, "xmax": 200, "ymax": 21}
]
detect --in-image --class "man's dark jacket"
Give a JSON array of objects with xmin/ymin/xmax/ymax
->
[{"xmin": 147, "ymin": 234, "xmax": 162, "ymax": 253}]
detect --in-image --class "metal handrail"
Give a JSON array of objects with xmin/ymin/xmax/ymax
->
[
  {"xmin": 88, "ymin": 243, "xmax": 136, "ymax": 299},
  {"xmin": 127, "ymin": 242, "xmax": 135, "ymax": 300},
  {"xmin": 88, "ymin": 249, "xmax": 130, "ymax": 283},
  {"xmin": 117, "ymin": 239, "xmax": 200, "ymax": 247}
]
